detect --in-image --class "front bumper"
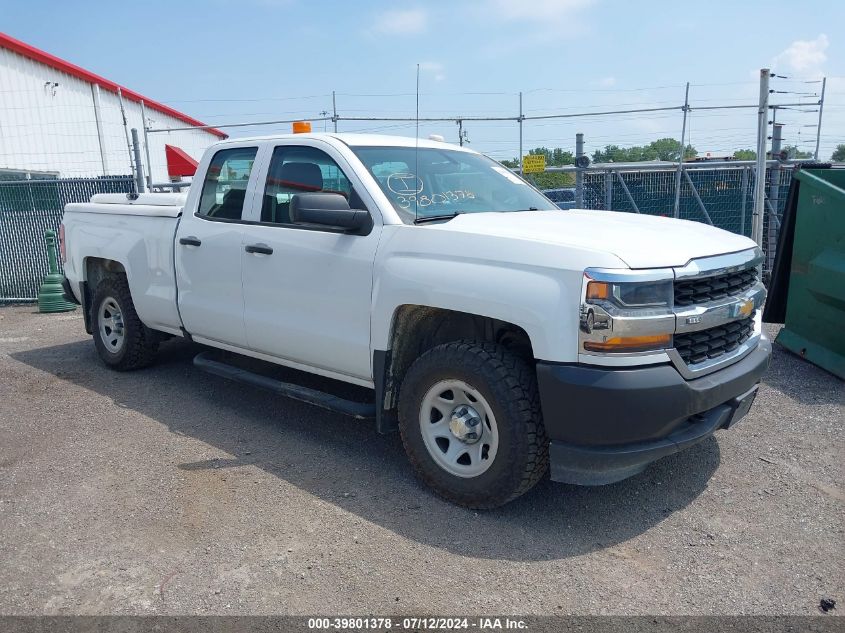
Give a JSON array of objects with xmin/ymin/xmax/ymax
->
[{"xmin": 537, "ymin": 334, "xmax": 772, "ymax": 485}]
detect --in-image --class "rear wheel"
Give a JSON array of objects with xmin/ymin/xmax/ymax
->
[
  {"xmin": 398, "ymin": 341, "xmax": 548, "ymax": 509},
  {"xmin": 91, "ymin": 276, "xmax": 159, "ymax": 371}
]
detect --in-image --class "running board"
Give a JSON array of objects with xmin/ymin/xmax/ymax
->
[{"xmin": 193, "ymin": 351, "xmax": 376, "ymax": 419}]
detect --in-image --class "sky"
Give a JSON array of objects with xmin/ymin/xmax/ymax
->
[{"xmin": 2, "ymin": 0, "xmax": 842, "ymax": 161}]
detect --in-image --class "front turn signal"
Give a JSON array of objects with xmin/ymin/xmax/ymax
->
[
  {"xmin": 583, "ymin": 333, "xmax": 672, "ymax": 353},
  {"xmin": 586, "ymin": 281, "xmax": 610, "ymax": 301}
]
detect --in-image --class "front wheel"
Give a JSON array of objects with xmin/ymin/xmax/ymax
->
[
  {"xmin": 91, "ymin": 275, "xmax": 159, "ymax": 371},
  {"xmin": 398, "ymin": 341, "xmax": 548, "ymax": 509}
]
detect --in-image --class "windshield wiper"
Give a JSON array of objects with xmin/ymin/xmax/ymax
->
[{"xmin": 414, "ymin": 212, "xmax": 460, "ymax": 224}]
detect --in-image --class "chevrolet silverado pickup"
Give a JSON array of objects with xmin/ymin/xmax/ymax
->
[{"xmin": 60, "ymin": 133, "xmax": 771, "ymax": 508}]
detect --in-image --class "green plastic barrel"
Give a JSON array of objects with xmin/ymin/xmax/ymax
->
[
  {"xmin": 776, "ymin": 168, "xmax": 845, "ymax": 379},
  {"xmin": 37, "ymin": 229, "xmax": 77, "ymax": 313}
]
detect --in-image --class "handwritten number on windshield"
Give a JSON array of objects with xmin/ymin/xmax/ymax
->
[{"xmin": 395, "ymin": 190, "xmax": 474, "ymax": 209}]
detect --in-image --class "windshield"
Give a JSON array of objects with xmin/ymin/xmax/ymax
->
[
  {"xmin": 545, "ymin": 188, "xmax": 575, "ymax": 202},
  {"xmin": 351, "ymin": 146, "xmax": 557, "ymax": 223}
]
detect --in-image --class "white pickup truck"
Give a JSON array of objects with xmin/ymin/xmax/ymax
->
[{"xmin": 60, "ymin": 133, "xmax": 771, "ymax": 508}]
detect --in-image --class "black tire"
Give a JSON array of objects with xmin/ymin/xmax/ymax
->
[
  {"xmin": 91, "ymin": 275, "xmax": 159, "ymax": 371},
  {"xmin": 398, "ymin": 341, "xmax": 548, "ymax": 509}
]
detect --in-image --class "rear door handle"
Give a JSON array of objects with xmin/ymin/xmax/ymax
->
[
  {"xmin": 245, "ymin": 243, "xmax": 273, "ymax": 255},
  {"xmin": 179, "ymin": 236, "xmax": 202, "ymax": 247}
]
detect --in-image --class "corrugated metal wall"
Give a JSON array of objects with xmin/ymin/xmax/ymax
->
[{"xmin": 0, "ymin": 46, "xmax": 219, "ymax": 182}]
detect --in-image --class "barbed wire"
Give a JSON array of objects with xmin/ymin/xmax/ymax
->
[{"xmin": 1, "ymin": 73, "xmax": 835, "ymax": 180}]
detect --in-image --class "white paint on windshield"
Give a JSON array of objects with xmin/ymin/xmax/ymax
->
[{"xmin": 353, "ymin": 146, "xmax": 556, "ymax": 223}]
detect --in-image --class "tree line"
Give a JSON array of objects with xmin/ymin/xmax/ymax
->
[
  {"xmin": 497, "ymin": 138, "xmax": 842, "ymax": 189},
  {"xmin": 500, "ymin": 138, "xmax": 694, "ymax": 169},
  {"xmin": 500, "ymin": 138, "xmax": 695, "ymax": 188},
  {"xmin": 731, "ymin": 146, "xmax": 813, "ymax": 160}
]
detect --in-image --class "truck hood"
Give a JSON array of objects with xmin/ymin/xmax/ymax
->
[{"xmin": 433, "ymin": 210, "xmax": 756, "ymax": 269}]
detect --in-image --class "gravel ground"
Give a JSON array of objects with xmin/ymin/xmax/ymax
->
[{"xmin": 0, "ymin": 305, "xmax": 842, "ymax": 616}]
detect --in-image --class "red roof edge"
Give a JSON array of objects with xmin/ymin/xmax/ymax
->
[{"xmin": 0, "ymin": 31, "xmax": 227, "ymax": 139}]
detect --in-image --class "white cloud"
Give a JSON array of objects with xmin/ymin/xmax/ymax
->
[
  {"xmin": 773, "ymin": 34, "xmax": 829, "ymax": 74},
  {"xmin": 418, "ymin": 61, "xmax": 445, "ymax": 82},
  {"xmin": 224, "ymin": 0, "xmax": 294, "ymax": 7},
  {"xmin": 594, "ymin": 76, "xmax": 616, "ymax": 87},
  {"xmin": 372, "ymin": 8, "xmax": 428, "ymax": 35},
  {"xmin": 488, "ymin": 0, "xmax": 595, "ymax": 22}
]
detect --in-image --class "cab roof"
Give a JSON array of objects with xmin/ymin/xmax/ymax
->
[{"xmin": 216, "ymin": 132, "xmax": 476, "ymax": 152}]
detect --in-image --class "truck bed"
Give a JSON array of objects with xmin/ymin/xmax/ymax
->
[{"xmin": 62, "ymin": 192, "xmax": 185, "ymax": 335}]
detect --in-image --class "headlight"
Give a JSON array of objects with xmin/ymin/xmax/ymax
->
[
  {"xmin": 586, "ymin": 279, "xmax": 673, "ymax": 309},
  {"xmin": 580, "ymin": 271, "xmax": 675, "ymax": 355}
]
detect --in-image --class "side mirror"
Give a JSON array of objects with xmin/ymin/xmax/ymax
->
[{"xmin": 290, "ymin": 192, "xmax": 370, "ymax": 233}]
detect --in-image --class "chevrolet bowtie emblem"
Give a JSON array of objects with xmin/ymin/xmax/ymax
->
[{"xmin": 734, "ymin": 299, "xmax": 754, "ymax": 318}]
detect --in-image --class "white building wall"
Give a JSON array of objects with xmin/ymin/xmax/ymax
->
[{"xmin": 0, "ymin": 46, "xmax": 221, "ymax": 182}]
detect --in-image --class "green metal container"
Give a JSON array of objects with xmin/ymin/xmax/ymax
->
[{"xmin": 776, "ymin": 168, "xmax": 845, "ymax": 379}]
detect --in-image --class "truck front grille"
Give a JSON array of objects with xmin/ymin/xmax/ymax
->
[
  {"xmin": 674, "ymin": 315, "xmax": 755, "ymax": 365},
  {"xmin": 674, "ymin": 269, "xmax": 758, "ymax": 307}
]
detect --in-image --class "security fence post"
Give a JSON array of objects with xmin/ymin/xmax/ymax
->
[
  {"xmin": 673, "ymin": 82, "xmax": 690, "ymax": 219},
  {"xmin": 575, "ymin": 133, "xmax": 584, "ymax": 208},
  {"xmin": 131, "ymin": 129, "xmax": 146, "ymax": 193},
  {"xmin": 752, "ymin": 68, "xmax": 770, "ymax": 248},
  {"xmin": 518, "ymin": 92, "xmax": 524, "ymax": 176},
  {"xmin": 141, "ymin": 101, "xmax": 154, "ymax": 189},
  {"xmin": 767, "ymin": 123, "xmax": 783, "ymax": 273}
]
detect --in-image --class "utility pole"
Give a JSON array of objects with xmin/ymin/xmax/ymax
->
[
  {"xmin": 319, "ymin": 110, "xmax": 330, "ymax": 132},
  {"xmin": 672, "ymin": 82, "xmax": 690, "ymax": 219},
  {"xmin": 458, "ymin": 119, "xmax": 463, "ymax": 146},
  {"xmin": 751, "ymin": 68, "xmax": 771, "ymax": 248},
  {"xmin": 575, "ymin": 132, "xmax": 584, "ymax": 208},
  {"xmin": 814, "ymin": 77, "xmax": 826, "ymax": 160}
]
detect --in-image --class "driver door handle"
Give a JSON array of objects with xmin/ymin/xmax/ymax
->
[
  {"xmin": 245, "ymin": 243, "xmax": 273, "ymax": 255},
  {"xmin": 179, "ymin": 236, "xmax": 201, "ymax": 247}
]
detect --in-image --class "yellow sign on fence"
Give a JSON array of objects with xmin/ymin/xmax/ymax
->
[{"xmin": 522, "ymin": 154, "xmax": 546, "ymax": 173}]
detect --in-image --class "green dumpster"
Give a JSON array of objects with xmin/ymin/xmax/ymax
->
[{"xmin": 764, "ymin": 167, "xmax": 845, "ymax": 379}]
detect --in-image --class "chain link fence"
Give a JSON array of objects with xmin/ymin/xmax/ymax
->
[
  {"xmin": 0, "ymin": 165, "xmax": 794, "ymax": 302},
  {"xmin": 0, "ymin": 176, "xmax": 135, "ymax": 301},
  {"xmin": 536, "ymin": 161, "xmax": 796, "ymax": 275},
  {"xmin": 581, "ymin": 164, "xmax": 792, "ymax": 237}
]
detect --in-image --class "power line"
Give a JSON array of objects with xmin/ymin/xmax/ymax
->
[{"xmin": 159, "ymin": 94, "xmax": 332, "ymax": 104}]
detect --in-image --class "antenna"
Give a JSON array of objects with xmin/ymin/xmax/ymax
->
[{"xmin": 415, "ymin": 63, "xmax": 420, "ymax": 222}]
